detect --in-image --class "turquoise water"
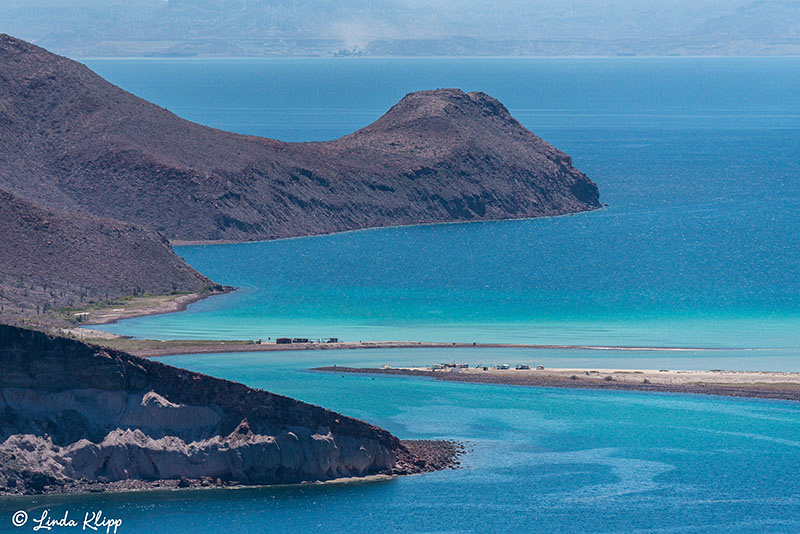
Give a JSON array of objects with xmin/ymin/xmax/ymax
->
[
  {"xmin": 89, "ymin": 58, "xmax": 800, "ymax": 350},
  {"xmin": 3, "ymin": 59, "xmax": 799, "ymax": 533}
]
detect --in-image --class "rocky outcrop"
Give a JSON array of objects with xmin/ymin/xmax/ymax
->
[
  {"xmin": 0, "ymin": 325, "xmax": 455, "ymax": 495},
  {"xmin": 0, "ymin": 34, "xmax": 600, "ymax": 243}
]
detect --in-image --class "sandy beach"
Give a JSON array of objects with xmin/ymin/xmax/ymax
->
[
  {"xmin": 79, "ymin": 288, "xmax": 231, "ymax": 325},
  {"xmin": 313, "ymin": 365, "xmax": 800, "ymax": 402}
]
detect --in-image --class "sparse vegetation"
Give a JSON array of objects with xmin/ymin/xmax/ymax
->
[{"xmin": 0, "ymin": 188, "xmax": 219, "ymax": 328}]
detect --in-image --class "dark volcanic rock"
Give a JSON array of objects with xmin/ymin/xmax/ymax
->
[
  {"xmin": 0, "ymin": 189, "xmax": 218, "ymax": 320},
  {"xmin": 0, "ymin": 325, "xmax": 459, "ymax": 495},
  {"xmin": 0, "ymin": 34, "xmax": 600, "ymax": 242}
]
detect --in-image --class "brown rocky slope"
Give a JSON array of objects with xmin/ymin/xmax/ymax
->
[
  {"xmin": 0, "ymin": 189, "xmax": 221, "ymax": 323},
  {"xmin": 0, "ymin": 324, "xmax": 459, "ymax": 495},
  {"xmin": 0, "ymin": 34, "xmax": 600, "ymax": 242}
]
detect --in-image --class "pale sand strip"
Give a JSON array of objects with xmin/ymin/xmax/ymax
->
[
  {"xmin": 94, "ymin": 340, "xmax": 746, "ymax": 358},
  {"xmin": 314, "ymin": 366, "xmax": 800, "ymax": 402},
  {"xmin": 83, "ymin": 289, "xmax": 231, "ymax": 326}
]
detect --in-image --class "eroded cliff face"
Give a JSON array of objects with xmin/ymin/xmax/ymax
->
[{"xmin": 0, "ymin": 325, "xmax": 403, "ymax": 494}]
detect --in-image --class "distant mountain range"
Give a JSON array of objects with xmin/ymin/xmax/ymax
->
[
  {"xmin": 2, "ymin": 0, "xmax": 798, "ymax": 57},
  {"xmin": 0, "ymin": 34, "xmax": 598, "ymax": 323}
]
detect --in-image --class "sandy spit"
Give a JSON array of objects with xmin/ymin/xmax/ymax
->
[{"xmin": 313, "ymin": 366, "xmax": 800, "ymax": 402}]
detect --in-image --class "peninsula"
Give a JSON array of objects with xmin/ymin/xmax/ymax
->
[{"xmin": 0, "ymin": 34, "xmax": 599, "ymax": 244}]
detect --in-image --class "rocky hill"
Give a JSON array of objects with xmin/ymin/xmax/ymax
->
[
  {"xmin": 0, "ymin": 34, "xmax": 600, "ymax": 242},
  {"xmin": 0, "ymin": 189, "xmax": 219, "ymax": 323},
  {"xmin": 0, "ymin": 324, "xmax": 458, "ymax": 494}
]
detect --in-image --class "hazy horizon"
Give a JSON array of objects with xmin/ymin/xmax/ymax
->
[{"xmin": 3, "ymin": 0, "xmax": 799, "ymax": 58}]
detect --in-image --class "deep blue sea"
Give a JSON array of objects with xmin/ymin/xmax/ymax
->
[{"xmin": 2, "ymin": 58, "xmax": 799, "ymax": 533}]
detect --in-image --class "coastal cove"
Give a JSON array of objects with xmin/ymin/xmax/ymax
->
[
  {"xmin": 92, "ymin": 61, "xmax": 800, "ymax": 352},
  {"xmin": 4, "ymin": 57, "xmax": 798, "ymax": 533}
]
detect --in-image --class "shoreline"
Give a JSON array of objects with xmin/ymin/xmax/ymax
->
[
  {"xmin": 313, "ymin": 365, "xmax": 800, "ymax": 402},
  {"xmin": 84, "ymin": 339, "xmax": 747, "ymax": 358},
  {"xmin": 0, "ymin": 439, "xmax": 463, "ymax": 497},
  {"xmin": 69, "ymin": 287, "xmax": 233, "ymax": 328},
  {"xmin": 169, "ymin": 206, "xmax": 605, "ymax": 246}
]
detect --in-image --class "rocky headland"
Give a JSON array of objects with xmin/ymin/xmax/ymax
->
[
  {"xmin": 0, "ymin": 34, "xmax": 599, "ymax": 243},
  {"xmin": 0, "ymin": 33, "xmax": 599, "ymax": 325},
  {"xmin": 0, "ymin": 325, "xmax": 461, "ymax": 495}
]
